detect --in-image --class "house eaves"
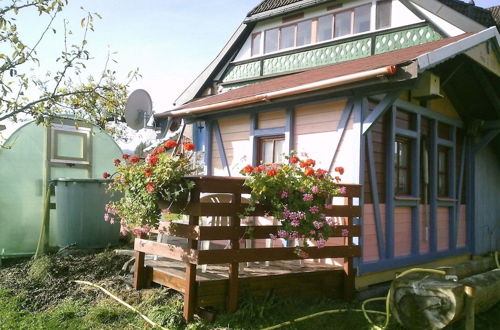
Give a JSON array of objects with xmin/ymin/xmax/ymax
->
[
  {"xmin": 244, "ymin": 0, "xmax": 335, "ymax": 23},
  {"xmin": 411, "ymin": 0, "xmax": 488, "ymax": 32},
  {"xmin": 417, "ymin": 27, "xmax": 500, "ymax": 72}
]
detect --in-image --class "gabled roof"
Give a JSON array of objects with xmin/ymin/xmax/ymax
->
[
  {"xmin": 248, "ymin": 0, "xmax": 303, "ymax": 16},
  {"xmin": 489, "ymin": 6, "xmax": 500, "ymax": 27},
  {"xmin": 436, "ymin": 0, "xmax": 496, "ymax": 27},
  {"xmin": 159, "ymin": 28, "xmax": 499, "ymax": 118}
]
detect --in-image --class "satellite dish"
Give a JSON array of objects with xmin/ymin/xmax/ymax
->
[{"xmin": 124, "ymin": 89, "xmax": 153, "ymax": 130}]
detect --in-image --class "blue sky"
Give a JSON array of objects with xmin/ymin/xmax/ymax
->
[{"xmin": 12, "ymin": 0, "xmax": 500, "ymax": 114}]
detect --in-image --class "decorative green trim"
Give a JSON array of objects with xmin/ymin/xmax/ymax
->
[
  {"xmin": 222, "ymin": 61, "xmax": 261, "ymax": 83},
  {"xmin": 374, "ymin": 26, "xmax": 441, "ymax": 55},
  {"xmin": 262, "ymin": 38, "xmax": 372, "ymax": 76}
]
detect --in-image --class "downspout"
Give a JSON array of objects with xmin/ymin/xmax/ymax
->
[{"xmin": 169, "ymin": 65, "xmax": 398, "ymax": 117}]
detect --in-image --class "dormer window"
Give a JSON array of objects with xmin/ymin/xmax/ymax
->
[
  {"xmin": 256, "ymin": 3, "xmax": 373, "ymax": 56},
  {"xmin": 376, "ymin": 0, "xmax": 392, "ymax": 29}
]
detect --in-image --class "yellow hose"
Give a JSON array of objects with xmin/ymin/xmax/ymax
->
[{"xmin": 262, "ymin": 268, "xmax": 447, "ymax": 330}]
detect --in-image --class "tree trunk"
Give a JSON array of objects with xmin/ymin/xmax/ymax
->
[{"xmin": 390, "ymin": 268, "xmax": 500, "ymax": 330}]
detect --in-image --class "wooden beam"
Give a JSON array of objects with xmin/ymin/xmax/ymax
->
[
  {"xmin": 449, "ymin": 127, "xmax": 457, "ymax": 250},
  {"xmin": 183, "ymin": 190, "xmax": 200, "ymax": 322},
  {"xmin": 134, "ymin": 239, "xmax": 198, "ymax": 263},
  {"xmin": 481, "ymin": 120, "xmax": 500, "ymax": 131},
  {"xmin": 254, "ymin": 127, "xmax": 286, "ymax": 137},
  {"xmin": 362, "ymin": 90, "xmax": 401, "ymax": 134},
  {"xmin": 197, "ymin": 246, "xmax": 361, "ymax": 264},
  {"xmin": 429, "ymin": 119, "xmax": 438, "ymax": 253},
  {"xmin": 214, "ymin": 120, "xmax": 231, "ymax": 176},
  {"xmin": 411, "ymin": 114, "xmax": 421, "ymax": 255},
  {"xmin": 455, "ymin": 136, "xmax": 466, "ymax": 244},
  {"xmin": 366, "ymin": 132, "xmax": 386, "ymax": 259},
  {"xmin": 328, "ymin": 99, "xmax": 354, "ymax": 173},
  {"xmin": 385, "ymin": 106, "xmax": 396, "ymax": 259},
  {"xmin": 204, "ymin": 120, "xmax": 213, "ymax": 175}
]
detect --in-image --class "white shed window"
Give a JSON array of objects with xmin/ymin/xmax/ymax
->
[{"xmin": 50, "ymin": 125, "xmax": 90, "ymax": 165}]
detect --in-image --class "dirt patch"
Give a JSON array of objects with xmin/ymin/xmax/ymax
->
[{"xmin": 0, "ymin": 250, "xmax": 161, "ymax": 312}]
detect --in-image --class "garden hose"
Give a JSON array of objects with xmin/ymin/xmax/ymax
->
[
  {"xmin": 495, "ymin": 251, "xmax": 499, "ymax": 269},
  {"xmin": 73, "ymin": 280, "xmax": 167, "ymax": 330},
  {"xmin": 262, "ymin": 268, "xmax": 447, "ymax": 330}
]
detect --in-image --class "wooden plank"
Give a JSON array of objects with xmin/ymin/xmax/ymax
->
[
  {"xmin": 197, "ymin": 246, "xmax": 361, "ymax": 264},
  {"xmin": 157, "ymin": 222, "xmax": 361, "ymax": 241},
  {"xmin": 328, "ymin": 99, "xmax": 354, "ymax": 173},
  {"xmin": 134, "ymin": 238, "xmax": 198, "ymax": 263},
  {"xmin": 184, "ymin": 189, "xmax": 200, "ymax": 323},
  {"xmin": 204, "ymin": 121, "xmax": 213, "ymax": 176},
  {"xmin": 227, "ymin": 191, "xmax": 241, "ymax": 314},
  {"xmin": 152, "ymin": 269, "xmax": 186, "ymax": 293},
  {"xmin": 324, "ymin": 205, "xmax": 361, "ymax": 217},
  {"xmin": 385, "ymin": 106, "xmax": 396, "ymax": 259}
]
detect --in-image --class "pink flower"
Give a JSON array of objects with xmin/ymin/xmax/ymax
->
[
  {"xmin": 313, "ymin": 221, "xmax": 324, "ymax": 229},
  {"xmin": 104, "ymin": 213, "xmax": 110, "ymax": 222},
  {"xmin": 317, "ymin": 239, "xmax": 326, "ymax": 248},
  {"xmin": 342, "ymin": 229, "xmax": 349, "ymax": 237},
  {"xmin": 339, "ymin": 186, "xmax": 347, "ymax": 194},
  {"xmin": 309, "ymin": 205, "xmax": 319, "ymax": 214},
  {"xmin": 320, "ymin": 213, "xmax": 326, "ymax": 219},
  {"xmin": 278, "ymin": 230, "xmax": 288, "ymax": 238},
  {"xmin": 142, "ymin": 226, "xmax": 151, "ymax": 234},
  {"xmin": 311, "ymin": 186, "xmax": 319, "ymax": 194},
  {"xmin": 120, "ymin": 227, "xmax": 128, "ymax": 236},
  {"xmin": 269, "ymin": 234, "xmax": 277, "ymax": 240},
  {"xmin": 109, "ymin": 218, "xmax": 115, "ymax": 225},
  {"xmin": 325, "ymin": 204, "xmax": 333, "ymax": 209},
  {"xmin": 291, "ymin": 220, "xmax": 300, "ymax": 227},
  {"xmin": 309, "ymin": 230, "xmax": 316, "ymax": 235},
  {"xmin": 161, "ymin": 209, "xmax": 170, "ymax": 214},
  {"xmin": 303, "ymin": 193, "xmax": 313, "ymax": 201},
  {"xmin": 289, "ymin": 231, "xmax": 299, "ymax": 239},
  {"xmin": 326, "ymin": 218, "xmax": 335, "ymax": 227},
  {"xmin": 132, "ymin": 228, "xmax": 142, "ymax": 237},
  {"xmin": 281, "ymin": 191, "xmax": 288, "ymax": 199}
]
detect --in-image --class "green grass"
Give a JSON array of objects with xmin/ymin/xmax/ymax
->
[{"xmin": 1, "ymin": 252, "xmax": 499, "ymax": 329}]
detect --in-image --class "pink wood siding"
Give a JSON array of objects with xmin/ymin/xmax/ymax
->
[
  {"xmin": 212, "ymin": 115, "xmax": 251, "ymax": 176},
  {"xmin": 363, "ymin": 204, "xmax": 386, "ymax": 261},
  {"xmin": 294, "ymin": 100, "xmax": 348, "ymax": 171},
  {"xmin": 394, "ymin": 207, "xmax": 412, "ymax": 257},
  {"xmin": 258, "ymin": 109, "xmax": 286, "ymax": 129},
  {"xmin": 437, "ymin": 207, "xmax": 450, "ymax": 251},
  {"xmin": 457, "ymin": 205, "xmax": 466, "ymax": 247}
]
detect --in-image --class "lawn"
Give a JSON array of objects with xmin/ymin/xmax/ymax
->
[{"xmin": 0, "ymin": 251, "xmax": 498, "ymax": 329}]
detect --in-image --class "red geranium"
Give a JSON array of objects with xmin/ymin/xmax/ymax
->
[
  {"xmin": 148, "ymin": 155, "xmax": 159, "ymax": 167},
  {"xmin": 146, "ymin": 182, "xmax": 155, "ymax": 194},
  {"xmin": 304, "ymin": 167, "xmax": 314, "ymax": 176},
  {"xmin": 114, "ymin": 158, "xmax": 121, "ymax": 166},
  {"xmin": 102, "ymin": 172, "xmax": 111, "ymax": 179},
  {"xmin": 130, "ymin": 156, "xmax": 140, "ymax": 164},
  {"xmin": 290, "ymin": 156, "xmax": 299, "ymax": 164},
  {"xmin": 122, "ymin": 154, "xmax": 130, "ymax": 160},
  {"xmin": 183, "ymin": 142, "xmax": 195, "ymax": 151},
  {"xmin": 144, "ymin": 168, "xmax": 152, "ymax": 178},
  {"xmin": 335, "ymin": 166, "xmax": 344, "ymax": 175},
  {"xmin": 305, "ymin": 159, "xmax": 316, "ymax": 167},
  {"xmin": 316, "ymin": 168, "xmax": 327, "ymax": 179},
  {"xmin": 243, "ymin": 165, "xmax": 254, "ymax": 174},
  {"xmin": 267, "ymin": 169, "xmax": 277, "ymax": 177},
  {"xmin": 335, "ymin": 176, "xmax": 341, "ymax": 182},
  {"xmin": 164, "ymin": 140, "xmax": 177, "ymax": 148}
]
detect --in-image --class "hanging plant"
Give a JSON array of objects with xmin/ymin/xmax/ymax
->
[
  {"xmin": 103, "ymin": 141, "xmax": 198, "ymax": 236},
  {"xmin": 241, "ymin": 152, "xmax": 345, "ymax": 257}
]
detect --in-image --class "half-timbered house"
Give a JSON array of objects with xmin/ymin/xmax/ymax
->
[{"xmin": 155, "ymin": 0, "xmax": 500, "ymax": 287}]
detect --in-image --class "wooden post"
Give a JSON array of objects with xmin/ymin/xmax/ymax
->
[
  {"xmin": 464, "ymin": 286, "xmax": 475, "ymax": 330},
  {"xmin": 343, "ymin": 196, "xmax": 355, "ymax": 301},
  {"xmin": 133, "ymin": 233, "xmax": 147, "ymax": 290},
  {"xmin": 183, "ymin": 187, "xmax": 200, "ymax": 322},
  {"xmin": 227, "ymin": 190, "xmax": 241, "ymax": 313}
]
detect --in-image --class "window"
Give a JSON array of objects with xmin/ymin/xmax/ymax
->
[
  {"xmin": 394, "ymin": 137, "xmax": 411, "ymax": 195},
  {"xmin": 438, "ymin": 147, "xmax": 449, "ymax": 197},
  {"xmin": 280, "ymin": 25, "xmax": 295, "ymax": 49},
  {"xmin": 317, "ymin": 14, "xmax": 333, "ymax": 42},
  {"xmin": 265, "ymin": 28, "xmax": 279, "ymax": 53},
  {"xmin": 354, "ymin": 5, "xmax": 371, "ymax": 33},
  {"xmin": 50, "ymin": 124, "xmax": 91, "ymax": 165},
  {"xmin": 251, "ymin": 33, "xmax": 261, "ymax": 56},
  {"xmin": 296, "ymin": 20, "xmax": 312, "ymax": 46},
  {"xmin": 334, "ymin": 11, "xmax": 352, "ymax": 38},
  {"xmin": 376, "ymin": 0, "xmax": 392, "ymax": 29},
  {"xmin": 258, "ymin": 136, "xmax": 285, "ymax": 164}
]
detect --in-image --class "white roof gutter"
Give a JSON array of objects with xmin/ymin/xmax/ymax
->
[
  {"xmin": 417, "ymin": 27, "xmax": 500, "ymax": 72},
  {"xmin": 169, "ymin": 65, "xmax": 398, "ymax": 117}
]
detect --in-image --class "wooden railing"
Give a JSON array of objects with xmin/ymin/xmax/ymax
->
[{"xmin": 133, "ymin": 176, "xmax": 361, "ymax": 322}]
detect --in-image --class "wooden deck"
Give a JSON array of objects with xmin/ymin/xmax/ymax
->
[
  {"xmin": 133, "ymin": 176, "xmax": 362, "ymax": 321},
  {"xmin": 144, "ymin": 257, "xmax": 345, "ymax": 310}
]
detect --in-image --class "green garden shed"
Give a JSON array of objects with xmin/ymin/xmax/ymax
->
[{"xmin": 0, "ymin": 118, "xmax": 122, "ymax": 259}]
